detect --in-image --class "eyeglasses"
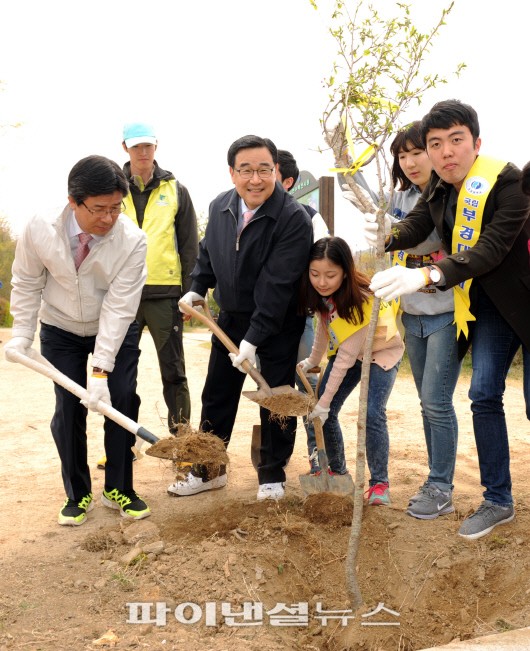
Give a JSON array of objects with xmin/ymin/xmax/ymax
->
[
  {"xmin": 80, "ymin": 200, "xmax": 125, "ymax": 218},
  {"xmin": 234, "ymin": 167, "xmax": 275, "ymax": 180}
]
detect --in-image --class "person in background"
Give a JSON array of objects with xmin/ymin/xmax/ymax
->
[
  {"xmin": 343, "ymin": 121, "xmax": 461, "ymax": 520},
  {"xmin": 298, "ymin": 236, "xmax": 403, "ymax": 505},
  {"xmin": 276, "ymin": 149, "xmax": 329, "ymax": 474},
  {"xmin": 97, "ymin": 123, "xmax": 199, "ymax": 468},
  {"xmin": 122, "ymin": 122, "xmax": 198, "ymax": 434},
  {"xmin": 5, "ymin": 155, "xmax": 150, "ymax": 525},
  {"xmin": 169, "ymin": 135, "xmax": 313, "ymax": 501},
  {"xmin": 368, "ymin": 100, "xmax": 530, "ymax": 539}
]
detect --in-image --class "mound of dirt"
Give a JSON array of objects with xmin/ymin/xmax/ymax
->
[{"xmin": 1, "ymin": 328, "xmax": 529, "ymax": 651}]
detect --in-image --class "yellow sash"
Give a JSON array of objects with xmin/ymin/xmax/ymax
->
[
  {"xmin": 327, "ymin": 296, "xmax": 397, "ymax": 356},
  {"xmin": 452, "ymin": 156, "xmax": 506, "ymax": 339}
]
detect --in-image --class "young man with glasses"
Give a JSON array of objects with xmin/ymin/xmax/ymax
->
[
  {"xmin": 5, "ymin": 155, "xmax": 151, "ymax": 526},
  {"xmin": 170, "ymin": 135, "xmax": 313, "ymax": 501},
  {"xmin": 367, "ymin": 100, "xmax": 530, "ymax": 540}
]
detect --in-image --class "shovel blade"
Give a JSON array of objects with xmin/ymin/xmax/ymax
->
[
  {"xmin": 299, "ymin": 471, "xmax": 331, "ymax": 496},
  {"xmin": 299, "ymin": 470, "xmax": 355, "ymax": 498}
]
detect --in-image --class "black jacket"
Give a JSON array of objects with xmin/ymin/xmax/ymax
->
[
  {"xmin": 389, "ymin": 161, "xmax": 530, "ymax": 354},
  {"xmin": 191, "ymin": 182, "xmax": 313, "ymax": 346}
]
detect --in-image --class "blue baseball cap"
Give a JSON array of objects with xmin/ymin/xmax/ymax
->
[{"xmin": 122, "ymin": 122, "xmax": 157, "ymax": 148}]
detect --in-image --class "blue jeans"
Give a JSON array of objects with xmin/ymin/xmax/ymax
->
[
  {"xmin": 468, "ymin": 286, "xmax": 521, "ymax": 506},
  {"xmin": 317, "ymin": 354, "xmax": 399, "ymax": 484},
  {"xmin": 401, "ymin": 312, "xmax": 461, "ymax": 491}
]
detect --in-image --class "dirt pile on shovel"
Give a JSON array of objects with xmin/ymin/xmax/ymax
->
[
  {"xmin": 145, "ymin": 422, "xmax": 229, "ymax": 465},
  {"xmin": 255, "ymin": 391, "xmax": 314, "ymax": 419}
]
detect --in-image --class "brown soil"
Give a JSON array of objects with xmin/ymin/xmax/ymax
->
[
  {"xmin": 145, "ymin": 426, "xmax": 229, "ymax": 465},
  {"xmin": 1, "ymin": 327, "xmax": 529, "ymax": 651}
]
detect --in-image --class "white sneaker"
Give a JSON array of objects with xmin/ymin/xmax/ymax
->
[
  {"xmin": 167, "ymin": 470, "xmax": 227, "ymax": 497},
  {"xmin": 257, "ymin": 482, "xmax": 285, "ymax": 501}
]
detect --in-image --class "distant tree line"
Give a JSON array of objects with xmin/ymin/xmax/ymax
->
[{"xmin": 0, "ymin": 218, "xmax": 16, "ymax": 326}]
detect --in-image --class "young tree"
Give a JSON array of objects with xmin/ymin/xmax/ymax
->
[{"xmin": 315, "ymin": 0, "xmax": 463, "ymax": 608}]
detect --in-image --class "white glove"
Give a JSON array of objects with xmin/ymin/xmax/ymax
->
[
  {"xmin": 308, "ymin": 403, "xmax": 330, "ymax": 426},
  {"xmin": 179, "ymin": 291, "xmax": 205, "ymax": 310},
  {"xmin": 229, "ymin": 340, "xmax": 257, "ymax": 373},
  {"xmin": 86, "ymin": 375, "xmax": 112, "ymax": 411},
  {"xmin": 363, "ymin": 211, "xmax": 392, "ymax": 248},
  {"xmin": 4, "ymin": 336, "xmax": 33, "ymax": 362},
  {"xmin": 370, "ymin": 266, "xmax": 427, "ymax": 301},
  {"xmin": 341, "ymin": 183, "xmax": 378, "ymax": 214},
  {"xmin": 298, "ymin": 358, "xmax": 318, "ymax": 374}
]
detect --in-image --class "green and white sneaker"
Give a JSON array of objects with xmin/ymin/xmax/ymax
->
[
  {"xmin": 407, "ymin": 482, "xmax": 454, "ymax": 520},
  {"xmin": 102, "ymin": 488, "xmax": 151, "ymax": 520},
  {"xmin": 58, "ymin": 493, "xmax": 94, "ymax": 526}
]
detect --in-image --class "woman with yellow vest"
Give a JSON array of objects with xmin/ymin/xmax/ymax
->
[{"xmin": 298, "ymin": 237, "xmax": 403, "ymax": 506}]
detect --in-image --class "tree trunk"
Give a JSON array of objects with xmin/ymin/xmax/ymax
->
[{"xmin": 326, "ymin": 124, "xmax": 387, "ymax": 608}]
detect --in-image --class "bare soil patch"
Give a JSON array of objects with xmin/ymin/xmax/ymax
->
[{"xmin": 1, "ymin": 327, "xmax": 529, "ymax": 651}]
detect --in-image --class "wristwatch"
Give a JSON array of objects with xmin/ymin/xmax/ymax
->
[{"xmin": 425, "ymin": 265, "xmax": 441, "ymax": 286}]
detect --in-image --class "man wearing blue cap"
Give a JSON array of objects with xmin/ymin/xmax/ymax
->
[{"xmin": 117, "ymin": 123, "xmax": 198, "ymax": 442}]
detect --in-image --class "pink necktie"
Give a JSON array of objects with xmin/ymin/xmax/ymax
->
[
  {"xmin": 242, "ymin": 210, "xmax": 253, "ymax": 230},
  {"xmin": 74, "ymin": 233, "xmax": 93, "ymax": 270}
]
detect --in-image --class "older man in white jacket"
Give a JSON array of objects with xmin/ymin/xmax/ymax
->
[{"xmin": 5, "ymin": 155, "xmax": 149, "ymax": 526}]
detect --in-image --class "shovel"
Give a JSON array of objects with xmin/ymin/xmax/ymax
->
[
  {"xmin": 179, "ymin": 300, "xmax": 312, "ymax": 418},
  {"xmin": 5, "ymin": 348, "xmax": 159, "ymax": 445},
  {"xmin": 297, "ymin": 367, "xmax": 355, "ymax": 497}
]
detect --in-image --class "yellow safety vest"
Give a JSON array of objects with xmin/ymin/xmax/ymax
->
[
  {"xmin": 326, "ymin": 296, "xmax": 397, "ymax": 356},
  {"xmin": 123, "ymin": 180, "xmax": 182, "ymax": 286}
]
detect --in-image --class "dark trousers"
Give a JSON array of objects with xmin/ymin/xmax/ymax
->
[
  {"xmin": 40, "ymin": 321, "xmax": 140, "ymax": 501},
  {"xmin": 137, "ymin": 297, "xmax": 190, "ymax": 432},
  {"xmin": 200, "ymin": 311, "xmax": 305, "ymax": 484}
]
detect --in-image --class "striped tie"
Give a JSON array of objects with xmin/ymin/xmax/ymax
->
[{"xmin": 74, "ymin": 233, "xmax": 93, "ymax": 270}]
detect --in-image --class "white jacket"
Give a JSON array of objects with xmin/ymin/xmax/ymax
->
[{"xmin": 10, "ymin": 206, "xmax": 147, "ymax": 372}]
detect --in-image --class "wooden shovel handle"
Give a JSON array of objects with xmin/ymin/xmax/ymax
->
[
  {"xmin": 296, "ymin": 365, "xmax": 327, "ymax": 457},
  {"xmin": 296, "ymin": 365, "xmax": 316, "ymax": 398},
  {"xmin": 313, "ymin": 417, "xmax": 327, "ymax": 457},
  {"xmin": 179, "ymin": 300, "xmax": 272, "ymax": 393}
]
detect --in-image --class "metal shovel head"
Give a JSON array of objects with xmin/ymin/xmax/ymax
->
[
  {"xmin": 242, "ymin": 385, "xmax": 313, "ymax": 418},
  {"xmin": 299, "ymin": 470, "xmax": 355, "ymax": 497}
]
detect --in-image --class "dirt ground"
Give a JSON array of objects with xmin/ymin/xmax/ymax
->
[{"xmin": 1, "ymin": 325, "xmax": 529, "ymax": 651}]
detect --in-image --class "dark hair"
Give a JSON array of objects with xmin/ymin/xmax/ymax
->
[
  {"xmin": 68, "ymin": 155, "xmax": 129, "ymax": 204},
  {"xmin": 522, "ymin": 161, "xmax": 530, "ymax": 197},
  {"xmin": 420, "ymin": 99, "xmax": 480, "ymax": 144},
  {"xmin": 389, "ymin": 121, "xmax": 425, "ymax": 191},
  {"xmin": 227, "ymin": 135, "xmax": 278, "ymax": 167},
  {"xmin": 299, "ymin": 236, "xmax": 372, "ymax": 324},
  {"xmin": 277, "ymin": 149, "xmax": 299, "ymax": 190}
]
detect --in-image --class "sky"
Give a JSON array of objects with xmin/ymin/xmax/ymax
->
[{"xmin": 0, "ymin": 0, "xmax": 528, "ymax": 243}]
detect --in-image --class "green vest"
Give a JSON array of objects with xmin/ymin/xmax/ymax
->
[{"xmin": 123, "ymin": 179, "xmax": 182, "ymax": 286}]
